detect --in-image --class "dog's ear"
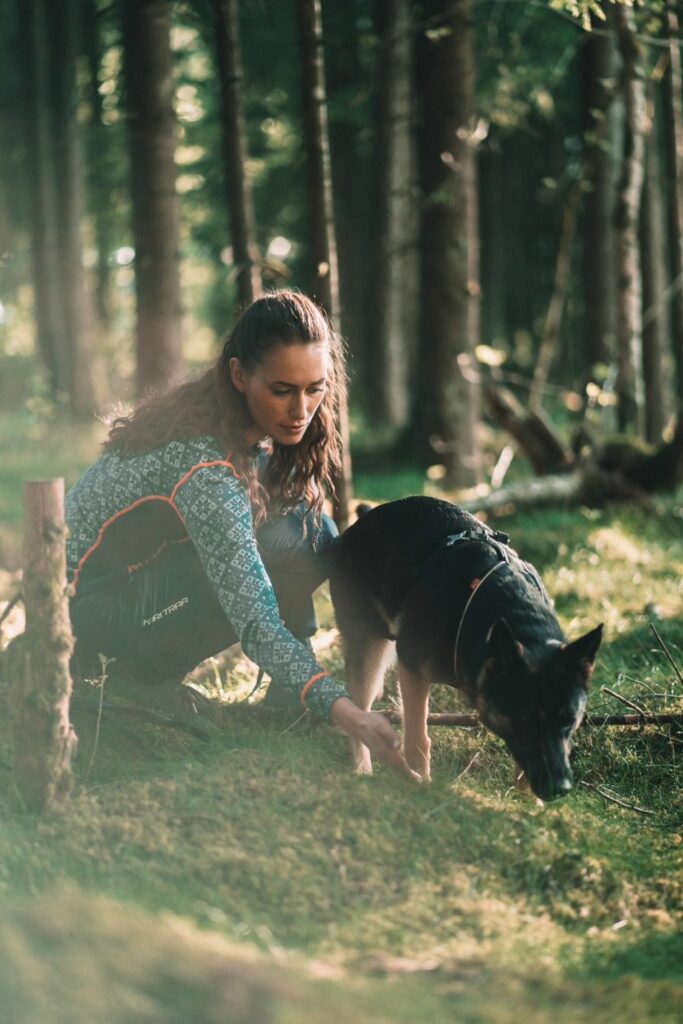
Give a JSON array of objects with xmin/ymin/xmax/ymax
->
[
  {"xmin": 486, "ymin": 619, "xmax": 524, "ymax": 663},
  {"xmin": 561, "ymin": 623, "xmax": 603, "ymax": 669}
]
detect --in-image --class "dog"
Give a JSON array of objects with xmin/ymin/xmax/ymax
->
[{"xmin": 329, "ymin": 496, "xmax": 602, "ymax": 800}]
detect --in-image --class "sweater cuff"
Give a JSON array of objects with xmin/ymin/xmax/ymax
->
[{"xmin": 301, "ymin": 674, "xmax": 350, "ymax": 722}]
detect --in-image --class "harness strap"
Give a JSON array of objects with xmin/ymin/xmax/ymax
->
[{"xmin": 453, "ymin": 559, "xmax": 508, "ymax": 681}]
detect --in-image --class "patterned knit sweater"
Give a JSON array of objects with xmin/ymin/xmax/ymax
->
[{"xmin": 65, "ymin": 435, "xmax": 349, "ymax": 721}]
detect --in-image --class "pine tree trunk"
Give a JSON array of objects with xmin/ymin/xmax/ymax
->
[
  {"xmin": 7, "ymin": 480, "xmax": 77, "ymax": 813},
  {"xmin": 22, "ymin": 0, "xmax": 72, "ymax": 397},
  {"xmin": 613, "ymin": 5, "xmax": 646, "ymax": 434},
  {"xmin": 479, "ymin": 143, "xmax": 506, "ymax": 346},
  {"xmin": 641, "ymin": 88, "xmax": 669, "ymax": 443},
  {"xmin": 662, "ymin": 6, "xmax": 683, "ymax": 417},
  {"xmin": 50, "ymin": 0, "xmax": 100, "ymax": 417},
  {"xmin": 121, "ymin": 0, "xmax": 184, "ymax": 394},
  {"xmin": 84, "ymin": 0, "xmax": 113, "ymax": 328},
  {"xmin": 371, "ymin": 0, "xmax": 418, "ymax": 429},
  {"xmin": 296, "ymin": 0, "xmax": 353, "ymax": 528},
  {"xmin": 412, "ymin": 0, "xmax": 482, "ymax": 487},
  {"xmin": 213, "ymin": 0, "xmax": 262, "ymax": 307},
  {"xmin": 580, "ymin": 20, "xmax": 616, "ymax": 371}
]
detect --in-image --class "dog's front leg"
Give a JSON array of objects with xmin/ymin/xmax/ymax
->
[{"xmin": 398, "ymin": 665, "xmax": 432, "ymax": 780}]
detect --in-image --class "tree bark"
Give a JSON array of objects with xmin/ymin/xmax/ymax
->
[
  {"xmin": 662, "ymin": 5, "xmax": 683, "ymax": 417},
  {"xmin": 213, "ymin": 0, "xmax": 262, "ymax": 307},
  {"xmin": 7, "ymin": 480, "xmax": 77, "ymax": 812},
  {"xmin": 50, "ymin": 0, "xmax": 100, "ymax": 416},
  {"xmin": 640, "ymin": 85, "xmax": 669, "ymax": 443},
  {"xmin": 580, "ymin": 19, "xmax": 616, "ymax": 371},
  {"xmin": 121, "ymin": 0, "xmax": 184, "ymax": 394},
  {"xmin": 296, "ymin": 0, "xmax": 353, "ymax": 529},
  {"xmin": 613, "ymin": 5, "xmax": 646, "ymax": 434},
  {"xmin": 21, "ymin": 0, "xmax": 100, "ymax": 415},
  {"xmin": 412, "ymin": 0, "xmax": 482, "ymax": 487},
  {"xmin": 22, "ymin": 0, "xmax": 70, "ymax": 396},
  {"xmin": 369, "ymin": 0, "xmax": 418, "ymax": 430}
]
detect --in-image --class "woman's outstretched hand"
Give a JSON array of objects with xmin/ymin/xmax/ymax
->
[{"xmin": 330, "ymin": 697, "xmax": 422, "ymax": 781}]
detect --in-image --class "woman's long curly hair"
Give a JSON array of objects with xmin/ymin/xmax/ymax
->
[{"xmin": 104, "ymin": 290, "xmax": 345, "ymax": 523}]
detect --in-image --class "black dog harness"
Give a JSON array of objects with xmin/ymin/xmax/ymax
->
[{"xmin": 429, "ymin": 526, "xmax": 548, "ymax": 682}]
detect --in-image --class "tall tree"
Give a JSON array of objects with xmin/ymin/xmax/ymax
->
[
  {"xmin": 613, "ymin": 4, "xmax": 646, "ymax": 433},
  {"xmin": 662, "ymin": 4, "xmax": 683, "ymax": 419},
  {"xmin": 641, "ymin": 83, "xmax": 668, "ymax": 443},
  {"xmin": 370, "ymin": 0, "xmax": 419, "ymax": 430},
  {"xmin": 22, "ymin": 0, "xmax": 98, "ymax": 415},
  {"xmin": 296, "ymin": 0, "xmax": 352, "ymax": 528},
  {"xmin": 580, "ymin": 17, "xmax": 616, "ymax": 373},
  {"xmin": 213, "ymin": 0, "xmax": 262, "ymax": 307},
  {"xmin": 411, "ymin": 0, "xmax": 482, "ymax": 487},
  {"xmin": 121, "ymin": 0, "xmax": 183, "ymax": 394}
]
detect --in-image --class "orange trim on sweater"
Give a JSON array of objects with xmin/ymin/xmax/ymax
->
[
  {"xmin": 300, "ymin": 671, "xmax": 329, "ymax": 707},
  {"xmin": 170, "ymin": 457, "xmax": 239, "ymax": 502},
  {"xmin": 72, "ymin": 456, "xmax": 239, "ymax": 594}
]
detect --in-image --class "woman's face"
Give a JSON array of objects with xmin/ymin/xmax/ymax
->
[{"xmin": 229, "ymin": 340, "xmax": 330, "ymax": 447}]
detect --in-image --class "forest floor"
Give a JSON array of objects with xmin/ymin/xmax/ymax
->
[{"xmin": 0, "ymin": 408, "xmax": 682, "ymax": 1024}]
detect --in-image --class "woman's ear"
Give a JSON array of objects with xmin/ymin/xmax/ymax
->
[{"xmin": 229, "ymin": 357, "xmax": 246, "ymax": 393}]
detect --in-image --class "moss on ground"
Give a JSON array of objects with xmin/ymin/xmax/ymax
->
[{"xmin": 0, "ymin": 412, "xmax": 682, "ymax": 1022}]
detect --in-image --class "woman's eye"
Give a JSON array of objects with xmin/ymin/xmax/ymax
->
[
  {"xmin": 272, "ymin": 389, "xmax": 290, "ymax": 397},
  {"xmin": 308, "ymin": 386, "xmax": 326, "ymax": 394}
]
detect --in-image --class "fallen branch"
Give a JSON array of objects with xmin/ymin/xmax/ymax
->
[{"xmin": 383, "ymin": 711, "xmax": 683, "ymax": 728}]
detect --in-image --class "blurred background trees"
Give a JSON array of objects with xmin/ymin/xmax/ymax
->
[{"xmin": 1, "ymin": 0, "xmax": 682, "ymax": 495}]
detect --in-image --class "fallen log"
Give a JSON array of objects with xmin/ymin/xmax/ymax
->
[{"xmin": 384, "ymin": 711, "xmax": 682, "ymax": 728}]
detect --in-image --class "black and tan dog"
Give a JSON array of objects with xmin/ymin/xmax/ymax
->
[{"xmin": 329, "ymin": 497, "xmax": 602, "ymax": 800}]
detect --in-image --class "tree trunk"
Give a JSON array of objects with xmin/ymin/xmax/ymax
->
[
  {"xmin": 84, "ymin": 0, "xmax": 114, "ymax": 329},
  {"xmin": 641, "ymin": 85, "xmax": 669, "ymax": 443},
  {"xmin": 412, "ymin": 0, "xmax": 482, "ymax": 487},
  {"xmin": 662, "ymin": 6, "xmax": 683, "ymax": 417},
  {"xmin": 121, "ymin": 0, "xmax": 183, "ymax": 394},
  {"xmin": 22, "ymin": 0, "xmax": 70, "ymax": 396},
  {"xmin": 50, "ymin": 0, "xmax": 100, "ymax": 417},
  {"xmin": 21, "ymin": 0, "xmax": 99, "ymax": 415},
  {"xmin": 613, "ymin": 5, "xmax": 646, "ymax": 434},
  {"xmin": 296, "ymin": 0, "xmax": 353, "ymax": 529},
  {"xmin": 370, "ymin": 0, "xmax": 418, "ymax": 429},
  {"xmin": 479, "ymin": 142, "xmax": 506, "ymax": 347},
  {"xmin": 7, "ymin": 480, "xmax": 77, "ymax": 812},
  {"xmin": 213, "ymin": 0, "xmax": 262, "ymax": 307},
  {"xmin": 580, "ymin": 19, "xmax": 616, "ymax": 371}
]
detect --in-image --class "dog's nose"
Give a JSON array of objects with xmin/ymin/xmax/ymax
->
[{"xmin": 545, "ymin": 777, "xmax": 573, "ymax": 801}]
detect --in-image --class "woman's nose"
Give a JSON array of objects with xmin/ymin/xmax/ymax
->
[{"xmin": 290, "ymin": 392, "xmax": 306, "ymax": 420}]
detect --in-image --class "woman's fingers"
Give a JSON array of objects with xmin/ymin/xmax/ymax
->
[{"xmin": 362, "ymin": 714, "xmax": 422, "ymax": 782}]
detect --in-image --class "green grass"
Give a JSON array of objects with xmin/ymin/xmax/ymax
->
[{"xmin": 0, "ymin": 407, "xmax": 682, "ymax": 1023}]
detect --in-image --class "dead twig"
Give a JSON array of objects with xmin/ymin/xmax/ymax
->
[
  {"xmin": 650, "ymin": 623, "xmax": 683, "ymax": 687},
  {"xmin": 601, "ymin": 686, "xmax": 648, "ymax": 719},
  {"xmin": 0, "ymin": 591, "xmax": 22, "ymax": 630},
  {"xmin": 579, "ymin": 781, "xmax": 656, "ymax": 817}
]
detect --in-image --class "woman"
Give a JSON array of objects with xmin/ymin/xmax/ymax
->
[{"xmin": 66, "ymin": 290, "xmax": 414, "ymax": 777}]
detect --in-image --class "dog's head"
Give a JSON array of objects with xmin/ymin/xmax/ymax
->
[{"xmin": 476, "ymin": 620, "xmax": 603, "ymax": 801}]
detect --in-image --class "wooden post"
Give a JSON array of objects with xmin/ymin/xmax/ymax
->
[{"xmin": 7, "ymin": 479, "xmax": 77, "ymax": 811}]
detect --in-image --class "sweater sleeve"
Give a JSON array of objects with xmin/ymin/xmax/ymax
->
[{"xmin": 172, "ymin": 461, "xmax": 349, "ymax": 721}]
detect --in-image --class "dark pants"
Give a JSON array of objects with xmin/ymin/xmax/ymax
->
[{"xmin": 70, "ymin": 507, "xmax": 338, "ymax": 684}]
